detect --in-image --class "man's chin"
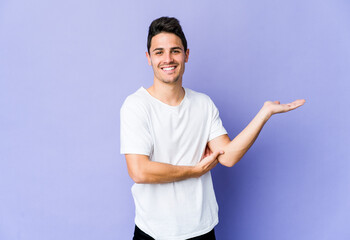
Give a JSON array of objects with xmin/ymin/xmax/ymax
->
[{"xmin": 161, "ymin": 77, "xmax": 180, "ymax": 84}]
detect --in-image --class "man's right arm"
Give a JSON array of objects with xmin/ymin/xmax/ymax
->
[{"xmin": 125, "ymin": 149, "xmax": 224, "ymax": 184}]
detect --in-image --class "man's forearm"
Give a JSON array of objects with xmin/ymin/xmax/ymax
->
[
  {"xmin": 133, "ymin": 160, "xmax": 197, "ymax": 184},
  {"xmin": 218, "ymin": 107, "xmax": 271, "ymax": 167},
  {"xmin": 126, "ymin": 150, "xmax": 222, "ymax": 184}
]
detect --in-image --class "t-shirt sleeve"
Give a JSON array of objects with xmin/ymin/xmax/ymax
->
[
  {"xmin": 208, "ymin": 98, "xmax": 227, "ymax": 141},
  {"xmin": 120, "ymin": 97, "xmax": 153, "ymax": 156}
]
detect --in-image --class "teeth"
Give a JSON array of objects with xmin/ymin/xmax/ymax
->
[{"xmin": 163, "ymin": 67, "xmax": 175, "ymax": 71}]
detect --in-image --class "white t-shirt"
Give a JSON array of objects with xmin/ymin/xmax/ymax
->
[{"xmin": 120, "ymin": 87, "xmax": 227, "ymax": 239}]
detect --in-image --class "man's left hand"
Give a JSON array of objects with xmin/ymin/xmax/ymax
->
[{"xmin": 263, "ymin": 99, "xmax": 306, "ymax": 117}]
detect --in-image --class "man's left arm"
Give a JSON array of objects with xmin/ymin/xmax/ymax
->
[{"xmin": 208, "ymin": 99, "xmax": 305, "ymax": 167}]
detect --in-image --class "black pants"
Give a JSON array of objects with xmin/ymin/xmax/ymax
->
[{"xmin": 133, "ymin": 225, "xmax": 216, "ymax": 240}]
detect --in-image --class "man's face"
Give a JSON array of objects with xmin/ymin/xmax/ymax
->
[{"xmin": 146, "ymin": 32, "xmax": 189, "ymax": 85}]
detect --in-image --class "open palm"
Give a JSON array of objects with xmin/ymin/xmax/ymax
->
[{"xmin": 264, "ymin": 99, "xmax": 306, "ymax": 115}]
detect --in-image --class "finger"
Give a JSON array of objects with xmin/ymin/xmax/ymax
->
[
  {"xmin": 203, "ymin": 148, "xmax": 208, "ymax": 158},
  {"xmin": 202, "ymin": 146, "xmax": 210, "ymax": 159},
  {"xmin": 210, "ymin": 150, "xmax": 225, "ymax": 160},
  {"xmin": 208, "ymin": 159, "xmax": 219, "ymax": 170},
  {"xmin": 206, "ymin": 146, "xmax": 211, "ymax": 156},
  {"xmin": 287, "ymin": 99, "xmax": 306, "ymax": 110},
  {"xmin": 288, "ymin": 99, "xmax": 305, "ymax": 106},
  {"xmin": 211, "ymin": 159, "xmax": 219, "ymax": 168}
]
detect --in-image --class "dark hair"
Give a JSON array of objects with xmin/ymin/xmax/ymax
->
[{"xmin": 147, "ymin": 16, "xmax": 187, "ymax": 53}]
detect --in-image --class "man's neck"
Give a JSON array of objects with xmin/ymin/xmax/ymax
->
[{"xmin": 147, "ymin": 80, "xmax": 185, "ymax": 106}]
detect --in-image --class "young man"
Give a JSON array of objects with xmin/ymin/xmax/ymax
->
[{"xmin": 120, "ymin": 17, "xmax": 305, "ymax": 240}]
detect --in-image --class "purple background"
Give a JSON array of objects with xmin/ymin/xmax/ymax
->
[{"xmin": 1, "ymin": 0, "xmax": 349, "ymax": 239}]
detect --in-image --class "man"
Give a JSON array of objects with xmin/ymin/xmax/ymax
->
[{"xmin": 120, "ymin": 17, "xmax": 305, "ymax": 240}]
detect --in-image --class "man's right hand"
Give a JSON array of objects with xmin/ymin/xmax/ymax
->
[{"xmin": 194, "ymin": 146, "xmax": 224, "ymax": 177}]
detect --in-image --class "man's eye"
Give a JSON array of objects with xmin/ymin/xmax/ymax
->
[
  {"xmin": 172, "ymin": 50, "xmax": 180, "ymax": 53},
  {"xmin": 155, "ymin": 52, "xmax": 162, "ymax": 55}
]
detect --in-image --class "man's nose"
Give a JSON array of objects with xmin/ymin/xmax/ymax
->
[{"xmin": 163, "ymin": 52, "xmax": 173, "ymax": 63}]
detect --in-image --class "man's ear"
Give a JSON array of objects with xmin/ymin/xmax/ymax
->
[
  {"xmin": 185, "ymin": 49, "xmax": 190, "ymax": 63},
  {"xmin": 146, "ymin": 52, "xmax": 152, "ymax": 66}
]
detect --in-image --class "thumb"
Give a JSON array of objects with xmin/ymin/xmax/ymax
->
[{"xmin": 210, "ymin": 150, "xmax": 225, "ymax": 159}]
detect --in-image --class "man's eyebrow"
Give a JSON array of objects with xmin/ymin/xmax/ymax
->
[
  {"xmin": 170, "ymin": 47, "xmax": 183, "ymax": 50},
  {"xmin": 152, "ymin": 47, "xmax": 183, "ymax": 52},
  {"xmin": 152, "ymin": 48, "xmax": 164, "ymax": 52}
]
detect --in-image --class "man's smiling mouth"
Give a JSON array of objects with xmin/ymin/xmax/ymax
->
[
  {"xmin": 161, "ymin": 66, "xmax": 177, "ymax": 73},
  {"xmin": 162, "ymin": 67, "xmax": 175, "ymax": 71}
]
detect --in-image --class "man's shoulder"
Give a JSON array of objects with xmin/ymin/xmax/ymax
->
[
  {"xmin": 125, "ymin": 87, "xmax": 147, "ymax": 100},
  {"xmin": 121, "ymin": 87, "xmax": 150, "ymax": 113},
  {"xmin": 122, "ymin": 87, "xmax": 148, "ymax": 104}
]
